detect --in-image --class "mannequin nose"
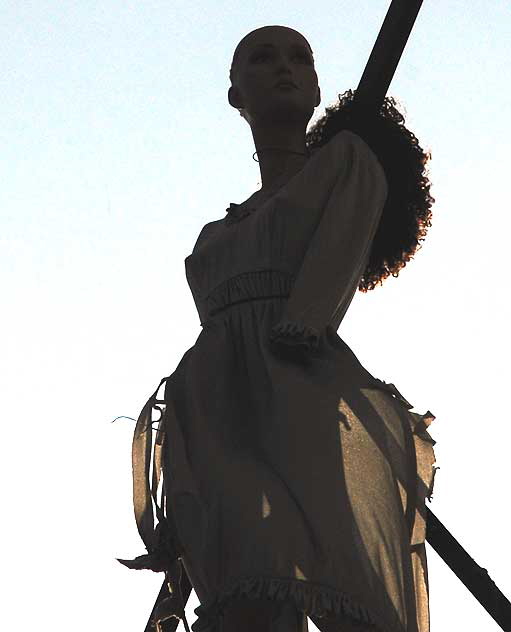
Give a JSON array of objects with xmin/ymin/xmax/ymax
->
[{"xmin": 273, "ymin": 55, "xmax": 294, "ymax": 75}]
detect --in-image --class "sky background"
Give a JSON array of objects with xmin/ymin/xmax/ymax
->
[{"xmin": 2, "ymin": 0, "xmax": 510, "ymax": 630}]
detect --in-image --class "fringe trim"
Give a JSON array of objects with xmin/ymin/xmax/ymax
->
[{"xmin": 191, "ymin": 575, "xmax": 394, "ymax": 632}]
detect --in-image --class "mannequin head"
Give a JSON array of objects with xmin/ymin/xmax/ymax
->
[
  {"xmin": 228, "ymin": 25, "xmax": 322, "ymax": 191},
  {"xmin": 228, "ymin": 25, "xmax": 321, "ymax": 129}
]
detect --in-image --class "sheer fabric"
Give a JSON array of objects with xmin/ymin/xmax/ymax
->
[{"xmin": 127, "ymin": 131, "xmax": 437, "ymax": 632}]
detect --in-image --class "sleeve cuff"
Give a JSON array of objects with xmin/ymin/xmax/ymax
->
[{"xmin": 269, "ymin": 321, "xmax": 321, "ymax": 363}]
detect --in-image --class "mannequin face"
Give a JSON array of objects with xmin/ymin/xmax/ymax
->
[{"xmin": 228, "ymin": 26, "xmax": 321, "ymax": 128}]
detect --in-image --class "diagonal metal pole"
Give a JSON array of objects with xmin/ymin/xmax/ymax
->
[
  {"xmin": 144, "ymin": 575, "xmax": 193, "ymax": 632},
  {"xmin": 426, "ymin": 508, "xmax": 511, "ymax": 630},
  {"xmin": 353, "ymin": 0, "xmax": 425, "ymax": 113},
  {"xmin": 353, "ymin": 0, "xmax": 511, "ymax": 628}
]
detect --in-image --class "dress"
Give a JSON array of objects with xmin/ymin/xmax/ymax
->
[{"xmin": 129, "ymin": 130, "xmax": 438, "ymax": 632}]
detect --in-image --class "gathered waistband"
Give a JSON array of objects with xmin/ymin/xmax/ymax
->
[{"xmin": 203, "ymin": 268, "xmax": 294, "ymax": 324}]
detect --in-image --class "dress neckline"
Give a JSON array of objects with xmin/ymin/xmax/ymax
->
[
  {"xmin": 224, "ymin": 146, "xmax": 321, "ymax": 225},
  {"xmin": 225, "ymin": 189, "xmax": 278, "ymax": 224},
  {"xmin": 225, "ymin": 201, "xmax": 257, "ymax": 225}
]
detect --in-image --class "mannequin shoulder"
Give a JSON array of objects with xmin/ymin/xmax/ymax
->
[{"xmin": 192, "ymin": 219, "xmax": 223, "ymax": 252}]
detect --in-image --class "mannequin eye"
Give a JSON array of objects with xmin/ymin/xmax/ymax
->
[
  {"xmin": 250, "ymin": 51, "xmax": 312, "ymax": 64},
  {"xmin": 298, "ymin": 52, "xmax": 313, "ymax": 63}
]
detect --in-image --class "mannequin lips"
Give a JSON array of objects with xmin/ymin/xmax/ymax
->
[{"xmin": 274, "ymin": 80, "xmax": 298, "ymax": 89}]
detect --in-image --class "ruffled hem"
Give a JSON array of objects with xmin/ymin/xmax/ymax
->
[
  {"xmin": 269, "ymin": 320, "xmax": 321, "ymax": 363},
  {"xmin": 192, "ymin": 575, "xmax": 393, "ymax": 632}
]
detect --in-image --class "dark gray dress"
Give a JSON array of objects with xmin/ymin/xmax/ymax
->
[{"xmin": 138, "ymin": 130, "xmax": 437, "ymax": 632}]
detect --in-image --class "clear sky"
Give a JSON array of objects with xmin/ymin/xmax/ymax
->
[{"xmin": 2, "ymin": 0, "xmax": 510, "ymax": 630}]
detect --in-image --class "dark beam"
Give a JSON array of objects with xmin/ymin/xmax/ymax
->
[
  {"xmin": 427, "ymin": 508, "xmax": 511, "ymax": 630},
  {"xmin": 354, "ymin": 0, "xmax": 424, "ymax": 113}
]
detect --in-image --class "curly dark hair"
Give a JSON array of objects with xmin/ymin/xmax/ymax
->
[{"xmin": 305, "ymin": 89, "xmax": 435, "ymax": 292}]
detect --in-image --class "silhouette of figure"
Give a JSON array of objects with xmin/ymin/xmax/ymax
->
[{"xmin": 121, "ymin": 25, "xmax": 438, "ymax": 632}]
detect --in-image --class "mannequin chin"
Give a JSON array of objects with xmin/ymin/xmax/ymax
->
[{"xmin": 238, "ymin": 107, "xmax": 253, "ymax": 127}]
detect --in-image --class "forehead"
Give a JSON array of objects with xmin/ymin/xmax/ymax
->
[{"xmin": 237, "ymin": 27, "xmax": 311, "ymax": 58}]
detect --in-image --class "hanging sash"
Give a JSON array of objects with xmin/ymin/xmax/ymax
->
[{"xmin": 117, "ymin": 376, "xmax": 193, "ymax": 632}]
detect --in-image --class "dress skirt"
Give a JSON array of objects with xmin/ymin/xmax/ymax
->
[{"xmin": 161, "ymin": 279, "xmax": 437, "ymax": 632}]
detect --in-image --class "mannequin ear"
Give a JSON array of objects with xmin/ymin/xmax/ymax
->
[{"xmin": 228, "ymin": 86, "xmax": 242, "ymax": 110}]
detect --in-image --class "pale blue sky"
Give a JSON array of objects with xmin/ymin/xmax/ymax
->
[{"xmin": 2, "ymin": 1, "xmax": 510, "ymax": 630}]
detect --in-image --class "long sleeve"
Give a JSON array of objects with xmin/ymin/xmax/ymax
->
[{"xmin": 269, "ymin": 130, "xmax": 388, "ymax": 361}]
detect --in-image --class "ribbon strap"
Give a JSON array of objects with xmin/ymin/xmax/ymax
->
[{"xmin": 118, "ymin": 376, "xmax": 193, "ymax": 631}]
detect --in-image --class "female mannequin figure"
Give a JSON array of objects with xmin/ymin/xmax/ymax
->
[{"xmin": 121, "ymin": 24, "xmax": 437, "ymax": 632}]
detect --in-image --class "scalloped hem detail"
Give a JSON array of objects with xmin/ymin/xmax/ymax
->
[{"xmin": 192, "ymin": 575, "xmax": 394, "ymax": 632}]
